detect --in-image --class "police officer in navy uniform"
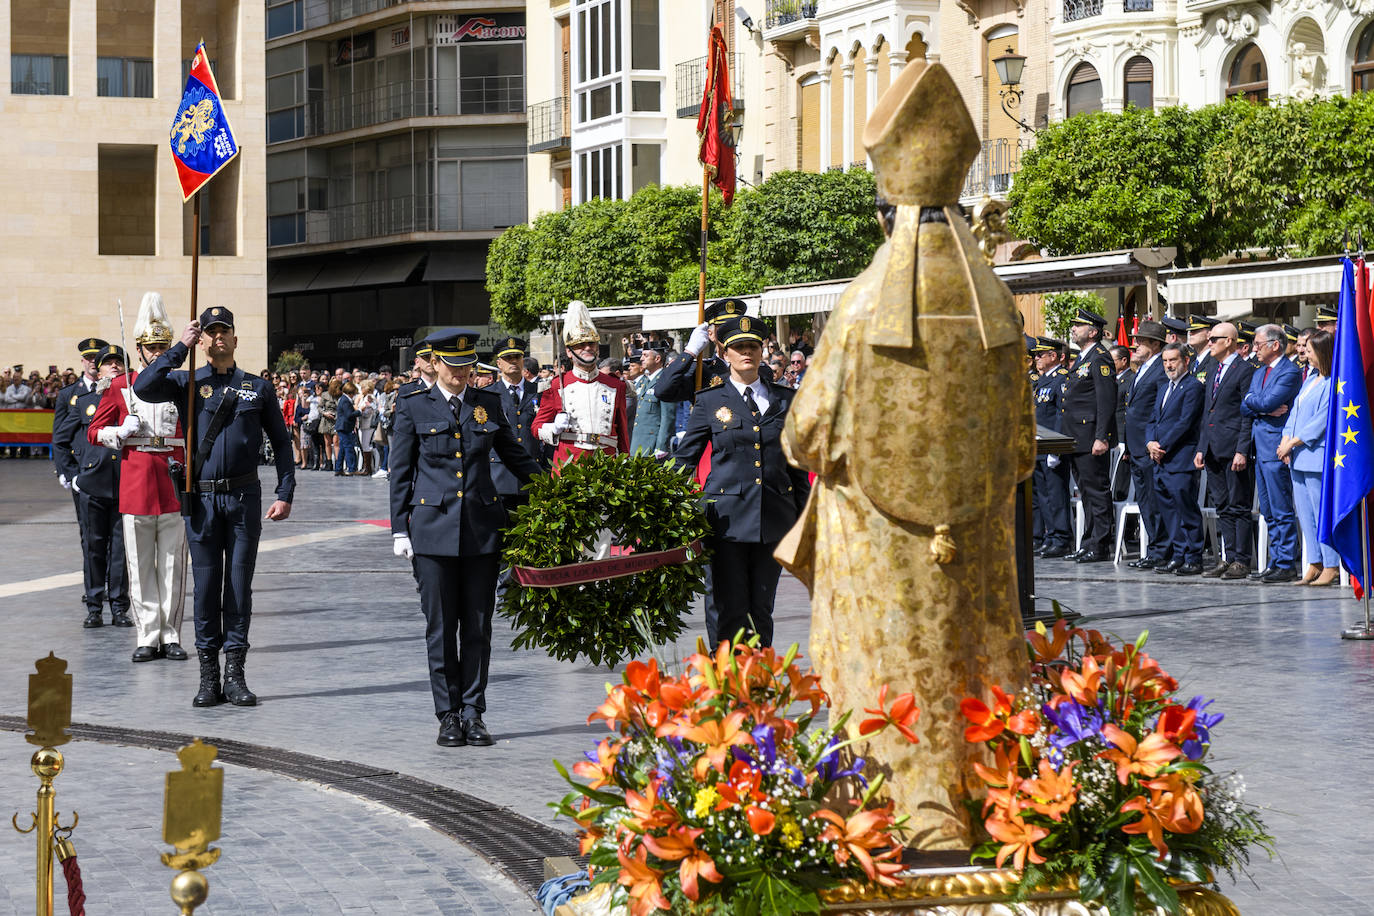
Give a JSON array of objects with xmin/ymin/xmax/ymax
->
[
  {"xmin": 396, "ymin": 340, "xmax": 436, "ymax": 398},
  {"xmin": 389, "ymin": 329, "xmax": 544, "ymax": 748},
  {"xmin": 1185, "ymin": 315, "xmax": 1219, "ymax": 378},
  {"xmin": 1060, "ymin": 309, "xmax": 1118, "ymax": 562},
  {"xmin": 673, "ymin": 315, "xmax": 811, "ymax": 649},
  {"xmin": 52, "ymin": 337, "xmax": 108, "ymax": 624},
  {"xmin": 489, "ymin": 335, "xmax": 543, "ymax": 597},
  {"xmin": 134, "ymin": 308, "xmax": 296, "ymax": 709},
  {"xmin": 1031, "ymin": 337, "xmax": 1073, "ymax": 558},
  {"xmin": 67, "ymin": 345, "xmax": 133, "ymax": 629},
  {"xmin": 655, "ymin": 298, "xmax": 772, "ymax": 404}
]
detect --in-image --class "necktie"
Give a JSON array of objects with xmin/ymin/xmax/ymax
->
[
  {"xmin": 449, "ymin": 393, "xmax": 464, "ymax": 424},
  {"xmin": 507, "ymin": 384, "xmax": 519, "ymax": 409},
  {"xmin": 1212, "ymin": 365, "xmax": 1224, "ymax": 397},
  {"xmin": 1262, "ymin": 364, "xmax": 1272, "ymax": 385},
  {"xmin": 744, "ymin": 386, "xmax": 760, "ymax": 419},
  {"xmin": 1162, "ymin": 380, "xmax": 1177, "ymax": 410}
]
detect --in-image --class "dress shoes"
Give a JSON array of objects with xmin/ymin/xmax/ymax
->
[
  {"xmin": 1063, "ymin": 549, "xmax": 1085, "ymax": 561},
  {"xmin": 163, "ymin": 643, "xmax": 188, "ymax": 661},
  {"xmin": 1075, "ymin": 549, "xmax": 1107, "ymax": 563},
  {"xmin": 110, "ymin": 610, "xmax": 135, "ymax": 627},
  {"xmin": 131, "ymin": 646, "xmax": 159, "ymax": 663},
  {"xmin": 1200, "ymin": 562, "xmax": 1228, "ymax": 579},
  {"xmin": 1032, "ymin": 542, "xmax": 1047, "ymax": 557},
  {"xmin": 1261, "ymin": 566, "xmax": 1298, "ymax": 583},
  {"xmin": 1249, "ymin": 565, "xmax": 1277, "ymax": 581},
  {"xmin": 462, "ymin": 718, "xmax": 495, "ymax": 747},
  {"xmin": 1155, "ymin": 559, "xmax": 1183, "ymax": 574},
  {"xmin": 1039, "ymin": 545, "xmax": 1069, "ymax": 559},
  {"xmin": 437, "ymin": 715, "xmax": 466, "ymax": 747},
  {"xmin": 1220, "ymin": 562, "xmax": 1251, "ymax": 580},
  {"xmin": 82, "ymin": 610, "xmax": 103, "ymax": 628},
  {"xmin": 1174, "ymin": 563, "xmax": 1204, "ymax": 576},
  {"xmin": 1128, "ymin": 556, "xmax": 1159, "ymax": 569}
]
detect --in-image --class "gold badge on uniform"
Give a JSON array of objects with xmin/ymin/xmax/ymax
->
[
  {"xmin": 473, "ymin": 406, "xmax": 488, "ymax": 424},
  {"xmin": 740, "ymin": 317, "xmax": 751, "ymax": 332},
  {"xmin": 199, "ymin": 384, "xmax": 213, "ymax": 398},
  {"xmin": 69, "ymin": 395, "xmax": 78, "ymax": 406},
  {"xmin": 211, "ymin": 308, "xmax": 221, "ymax": 317},
  {"xmin": 85, "ymin": 404, "xmax": 95, "ymax": 416},
  {"xmin": 1100, "ymin": 365, "xmax": 1110, "ymax": 376},
  {"xmin": 709, "ymin": 375, "xmax": 723, "ymax": 387},
  {"xmin": 715, "ymin": 406, "xmax": 733, "ymax": 425}
]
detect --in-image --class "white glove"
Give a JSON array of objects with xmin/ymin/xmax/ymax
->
[
  {"xmin": 653, "ymin": 449, "xmax": 668, "ymax": 460},
  {"xmin": 685, "ymin": 323, "xmax": 712, "ymax": 357},
  {"xmin": 392, "ymin": 535, "xmax": 414, "ymax": 560},
  {"xmin": 58, "ymin": 474, "xmax": 70, "ymax": 490},
  {"xmin": 1046, "ymin": 454, "xmax": 1061, "ymax": 469},
  {"xmin": 119, "ymin": 414, "xmax": 141, "ymax": 435},
  {"xmin": 552, "ymin": 412, "xmax": 570, "ymax": 434},
  {"xmin": 71, "ymin": 479, "xmax": 81, "ymax": 494},
  {"xmin": 99, "ymin": 413, "xmax": 143, "ymax": 448}
]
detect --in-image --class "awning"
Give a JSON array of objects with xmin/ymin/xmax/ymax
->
[
  {"xmin": 422, "ymin": 247, "xmax": 488, "ymax": 282},
  {"xmin": 356, "ymin": 249, "xmax": 424, "ymax": 286},
  {"xmin": 760, "ymin": 281, "xmax": 849, "ymax": 317},
  {"xmin": 1160, "ymin": 256, "xmax": 1344, "ymax": 305},
  {"xmin": 267, "ymin": 260, "xmax": 323, "ymax": 294},
  {"xmin": 307, "ymin": 258, "xmax": 369, "ymax": 290}
]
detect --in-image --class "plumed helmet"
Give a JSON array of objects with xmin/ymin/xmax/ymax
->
[
  {"xmin": 133, "ymin": 291, "xmax": 174, "ymax": 346},
  {"xmin": 562, "ymin": 300, "xmax": 600, "ymax": 348}
]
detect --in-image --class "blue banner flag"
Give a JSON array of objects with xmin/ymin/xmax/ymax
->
[
  {"xmin": 168, "ymin": 42, "xmax": 237, "ymax": 202},
  {"xmin": 1319, "ymin": 257, "xmax": 1374, "ymax": 596}
]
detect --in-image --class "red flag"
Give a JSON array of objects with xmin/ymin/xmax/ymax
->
[
  {"xmin": 1116, "ymin": 316, "xmax": 1128, "ymax": 347},
  {"xmin": 1131, "ymin": 315, "xmax": 1140, "ymax": 334},
  {"xmin": 1359, "ymin": 257, "xmax": 1374, "ymax": 383},
  {"xmin": 697, "ymin": 25, "xmax": 736, "ymax": 206}
]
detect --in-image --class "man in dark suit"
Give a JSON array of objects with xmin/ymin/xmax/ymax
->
[
  {"xmin": 1059, "ymin": 309, "xmax": 1117, "ymax": 562},
  {"xmin": 1147, "ymin": 344, "xmax": 1206, "ymax": 574},
  {"xmin": 1031, "ymin": 338, "xmax": 1072, "ymax": 557},
  {"xmin": 1194, "ymin": 322, "xmax": 1256, "ymax": 579},
  {"xmin": 1241, "ymin": 324, "xmax": 1302, "ymax": 582},
  {"xmin": 1112, "ymin": 345, "xmax": 1135, "ymax": 440},
  {"xmin": 1122, "ymin": 321, "xmax": 1169, "ymax": 568},
  {"xmin": 490, "ymin": 336, "xmax": 543, "ymax": 599},
  {"xmin": 389, "ymin": 328, "xmax": 544, "ymax": 748}
]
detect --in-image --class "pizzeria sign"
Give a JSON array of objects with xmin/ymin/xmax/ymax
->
[{"xmin": 434, "ymin": 14, "xmax": 526, "ymax": 45}]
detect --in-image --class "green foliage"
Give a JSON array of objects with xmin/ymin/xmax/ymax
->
[
  {"xmin": 499, "ymin": 453, "xmax": 711, "ymax": 666},
  {"xmin": 484, "ymin": 170, "xmax": 881, "ymax": 330},
  {"xmin": 273, "ymin": 349, "xmax": 308, "ymax": 375},
  {"xmin": 1042, "ymin": 291, "xmax": 1104, "ymax": 341}
]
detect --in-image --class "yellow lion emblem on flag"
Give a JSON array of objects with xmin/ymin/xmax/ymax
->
[{"xmin": 172, "ymin": 99, "xmax": 216, "ymax": 155}]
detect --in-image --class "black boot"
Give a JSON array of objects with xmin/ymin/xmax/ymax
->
[
  {"xmin": 193, "ymin": 651, "xmax": 223, "ymax": 708},
  {"xmin": 222, "ymin": 649, "xmax": 258, "ymax": 707}
]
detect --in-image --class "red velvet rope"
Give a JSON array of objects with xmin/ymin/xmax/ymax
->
[{"xmin": 60, "ymin": 854, "xmax": 86, "ymax": 916}]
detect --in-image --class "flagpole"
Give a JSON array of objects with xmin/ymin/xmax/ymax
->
[
  {"xmin": 185, "ymin": 192, "xmax": 200, "ymax": 511},
  {"xmin": 696, "ymin": 164, "xmax": 709, "ymax": 392}
]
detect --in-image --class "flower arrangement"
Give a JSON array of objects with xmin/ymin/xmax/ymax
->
[
  {"xmin": 554, "ymin": 642, "xmax": 921, "ymax": 915},
  {"xmin": 961, "ymin": 619, "xmax": 1274, "ymax": 915}
]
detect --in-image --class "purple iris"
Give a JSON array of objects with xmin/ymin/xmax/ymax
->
[
  {"xmin": 815, "ymin": 735, "xmax": 867, "ymax": 787},
  {"xmin": 1042, "ymin": 701, "xmax": 1106, "ymax": 764},
  {"xmin": 1180, "ymin": 696, "xmax": 1224, "ymax": 760},
  {"xmin": 748, "ymin": 724, "xmax": 807, "ymax": 788},
  {"xmin": 653, "ymin": 736, "xmax": 689, "ymax": 783}
]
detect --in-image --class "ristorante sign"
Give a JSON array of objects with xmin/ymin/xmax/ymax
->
[{"xmin": 434, "ymin": 13, "xmax": 527, "ymax": 45}]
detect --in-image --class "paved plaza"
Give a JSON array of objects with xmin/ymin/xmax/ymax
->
[{"xmin": 0, "ymin": 460, "xmax": 1369, "ymax": 914}]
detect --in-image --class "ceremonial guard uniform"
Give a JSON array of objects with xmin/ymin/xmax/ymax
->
[
  {"xmin": 388, "ymin": 329, "xmax": 544, "ymax": 747},
  {"xmin": 134, "ymin": 307, "xmax": 296, "ymax": 708},
  {"xmin": 52, "ymin": 338, "xmax": 107, "ymax": 623},
  {"xmin": 89, "ymin": 294, "xmax": 188, "ymax": 662},
  {"xmin": 532, "ymin": 301, "xmax": 630, "ymax": 465},
  {"xmin": 674, "ymin": 315, "xmax": 811, "ymax": 648},
  {"xmin": 66, "ymin": 347, "xmax": 132, "ymax": 629},
  {"xmin": 1060, "ymin": 309, "xmax": 1117, "ymax": 561},
  {"xmin": 1030, "ymin": 338, "xmax": 1072, "ymax": 557},
  {"xmin": 629, "ymin": 339, "xmax": 675, "ymax": 458}
]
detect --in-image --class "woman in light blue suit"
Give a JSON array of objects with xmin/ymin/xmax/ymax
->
[{"xmin": 1279, "ymin": 329, "xmax": 1338, "ymax": 585}]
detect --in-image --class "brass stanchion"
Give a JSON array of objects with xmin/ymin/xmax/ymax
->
[
  {"xmin": 10, "ymin": 653, "xmax": 77, "ymax": 916},
  {"xmin": 160, "ymin": 739, "xmax": 223, "ymax": 916}
]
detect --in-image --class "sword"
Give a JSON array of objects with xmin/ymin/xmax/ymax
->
[{"xmin": 116, "ymin": 298, "xmax": 135, "ymax": 412}]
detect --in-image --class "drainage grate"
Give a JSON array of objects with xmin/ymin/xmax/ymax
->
[{"xmin": 0, "ymin": 715, "xmax": 579, "ymax": 901}]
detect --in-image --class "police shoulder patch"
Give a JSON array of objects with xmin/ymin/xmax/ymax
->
[
  {"xmin": 70, "ymin": 395, "xmax": 78, "ymax": 406},
  {"xmin": 1100, "ymin": 364, "xmax": 1110, "ymax": 376}
]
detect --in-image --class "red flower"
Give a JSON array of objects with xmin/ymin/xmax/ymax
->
[
  {"xmin": 960, "ymin": 685, "xmax": 1014, "ymax": 743},
  {"xmin": 615, "ymin": 843, "xmax": 671, "ymax": 915},
  {"xmin": 859, "ymin": 684, "xmax": 922, "ymax": 743},
  {"xmin": 986, "ymin": 813, "xmax": 1049, "ymax": 870},
  {"xmin": 1155, "ymin": 704, "xmax": 1198, "ymax": 744},
  {"xmin": 745, "ymin": 805, "xmax": 776, "ymax": 835},
  {"xmin": 641, "ymin": 827, "xmax": 724, "ymax": 902}
]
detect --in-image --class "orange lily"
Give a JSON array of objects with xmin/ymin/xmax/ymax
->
[
  {"xmin": 1019, "ymin": 759, "xmax": 1078, "ymax": 822},
  {"xmin": 571, "ymin": 738, "xmax": 619, "ymax": 789},
  {"xmin": 1027, "ymin": 619, "xmax": 1073, "ymax": 662},
  {"xmin": 1099, "ymin": 723, "xmax": 1182, "ymax": 785},
  {"xmin": 616, "ymin": 843, "xmax": 671, "ymax": 916},
  {"xmin": 986, "ymin": 813, "xmax": 1049, "ymax": 870},
  {"xmin": 860, "ymin": 684, "xmax": 922, "ymax": 743},
  {"xmin": 972, "ymin": 746, "xmax": 1023, "ymax": 818},
  {"xmin": 1122, "ymin": 773, "xmax": 1204, "ymax": 860},
  {"xmin": 816, "ymin": 805, "xmax": 900, "ymax": 882},
  {"xmin": 784, "ymin": 663, "xmax": 828, "ymax": 715},
  {"xmin": 960, "ymin": 685, "xmax": 1013, "ymax": 743},
  {"xmin": 715, "ymin": 759, "xmax": 765, "ymax": 808},
  {"xmin": 1060, "ymin": 655, "xmax": 1105, "ymax": 707},
  {"xmin": 588, "ymin": 684, "xmax": 637, "ymax": 730},
  {"xmin": 578, "ymin": 822, "xmax": 605, "ymax": 856},
  {"xmin": 673, "ymin": 710, "xmax": 754, "ymax": 778},
  {"xmin": 640, "ymin": 826, "xmax": 724, "ymax": 901},
  {"xmin": 1154, "ymin": 705, "xmax": 1197, "ymax": 745},
  {"xmin": 625, "ymin": 658, "xmax": 662, "ymax": 699},
  {"xmin": 622, "ymin": 778, "xmax": 679, "ymax": 833}
]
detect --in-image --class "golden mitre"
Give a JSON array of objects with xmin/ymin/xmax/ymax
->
[
  {"xmin": 859, "ymin": 59, "xmax": 1019, "ymax": 353},
  {"xmin": 863, "ymin": 60, "xmax": 978, "ymax": 207}
]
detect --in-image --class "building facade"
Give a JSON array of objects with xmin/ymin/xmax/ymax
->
[
  {"xmin": 1, "ymin": 0, "xmax": 267, "ymax": 371},
  {"xmin": 265, "ymin": 0, "xmax": 529, "ymax": 369}
]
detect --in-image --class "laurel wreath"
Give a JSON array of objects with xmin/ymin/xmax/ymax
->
[{"xmin": 498, "ymin": 452, "xmax": 711, "ymax": 667}]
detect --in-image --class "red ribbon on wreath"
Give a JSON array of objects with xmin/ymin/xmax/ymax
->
[{"xmin": 512, "ymin": 540, "xmax": 705, "ymax": 588}]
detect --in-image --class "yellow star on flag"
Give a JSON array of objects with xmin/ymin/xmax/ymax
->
[
  {"xmin": 1343, "ymin": 400, "xmax": 1361, "ymax": 419},
  {"xmin": 1337, "ymin": 379, "xmax": 1345, "ymax": 395},
  {"xmin": 1333, "ymin": 452, "xmax": 1346, "ymax": 468},
  {"xmin": 1343, "ymin": 427, "xmax": 1359, "ymax": 444}
]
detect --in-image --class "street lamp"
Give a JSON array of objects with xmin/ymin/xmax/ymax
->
[{"xmin": 992, "ymin": 46, "xmax": 1036, "ymax": 134}]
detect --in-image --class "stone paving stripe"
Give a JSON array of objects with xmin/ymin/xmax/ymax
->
[
  {"xmin": 0, "ymin": 571, "xmax": 82, "ymax": 599},
  {"xmin": 0, "ymin": 715, "xmax": 576, "ymax": 901}
]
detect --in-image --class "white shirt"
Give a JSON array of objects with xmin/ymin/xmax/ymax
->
[
  {"xmin": 1132, "ymin": 353, "xmax": 1161, "ymax": 392},
  {"xmin": 730, "ymin": 377, "xmax": 771, "ymax": 415},
  {"xmin": 1214, "ymin": 352, "xmax": 1239, "ymax": 386}
]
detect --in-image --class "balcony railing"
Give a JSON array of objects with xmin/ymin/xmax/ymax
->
[
  {"xmin": 1063, "ymin": 0, "xmax": 1104, "ymax": 21},
  {"xmin": 299, "ymin": 0, "xmax": 405, "ymax": 29},
  {"xmin": 962, "ymin": 138, "xmax": 1024, "ymax": 201},
  {"xmin": 303, "ymin": 76, "xmax": 524, "ymax": 137},
  {"xmin": 1124, "ymin": 0, "xmax": 1154, "ymax": 9},
  {"xmin": 765, "ymin": 0, "xmax": 818, "ymax": 29},
  {"xmin": 271, "ymin": 191, "xmax": 527, "ymax": 247},
  {"xmin": 528, "ymin": 97, "xmax": 570, "ymax": 152},
  {"xmin": 674, "ymin": 54, "xmax": 745, "ymax": 117}
]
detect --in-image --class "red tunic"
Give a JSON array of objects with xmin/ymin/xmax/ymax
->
[
  {"xmin": 88, "ymin": 372, "xmax": 185, "ymax": 516},
  {"xmin": 531, "ymin": 370, "xmax": 630, "ymax": 468}
]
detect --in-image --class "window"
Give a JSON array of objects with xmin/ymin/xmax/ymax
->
[
  {"xmin": 458, "ymin": 43, "xmax": 525, "ymax": 114},
  {"xmin": 182, "ymin": 0, "xmax": 239, "ymax": 99},
  {"xmin": 579, "ymin": 144, "xmax": 622, "ymax": 202},
  {"xmin": 267, "ymin": 0, "xmax": 304, "ymax": 39},
  {"xmin": 11, "ymin": 0, "xmax": 70, "ymax": 95},
  {"xmin": 459, "ymin": 160, "xmax": 526, "ymax": 230},
  {"xmin": 631, "ymin": 80, "xmax": 660, "ymax": 111},
  {"xmin": 630, "ymin": 0, "xmax": 659, "ymax": 70},
  {"xmin": 10, "ymin": 54, "xmax": 67, "ymax": 95},
  {"xmin": 97, "ymin": 58, "xmax": 154, "ymax": 97},
  {"xmin": 1356, "ymin": 23, "xmax": 1374, "ymax": 92},
  {"xmin": 1065, "ymin": 62, "xmax": 1102, "ymax": 118},
  {"xmin": 576, "ymin": 0, "xmax": 622, "ymax": 124},
  {"xmin": 267, "ymin": 46, "xmax": 307, "ymax": 143},
  {"xmin": 1226, "ymin": 43, "xmax": 1267, "ymax": 102},
  {"xmin": 99, "ymin": 146, "xmax": 157, "ymax": 256},
  {"xmin": 631, "ymin": 143, "xmax": 660, "ymax": 193},
  {"xmin": 1124, "ymin": 56, "xmax": 1152, "ymax": 110},
  {"xmin": 268, "ymin": 151, "xmax": 328, "ymax": 247}
]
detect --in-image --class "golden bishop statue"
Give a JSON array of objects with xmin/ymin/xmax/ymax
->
[{"xmin": 777, "ymin": 59, "xmax": 1037, "ymax": 850}]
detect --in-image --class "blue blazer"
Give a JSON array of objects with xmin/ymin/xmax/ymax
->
[
  {"xmin": 1281, "ymin": 374, "xmax": 1330, "ymax": 474},
  {"xmin": 1123, "ymin": 356, "xmax": 1167, "ymax": 457},
  {"xmin": 489, "ymin": 381, "xmax": 543, "ymax": 496},
  {"xmin": 1145, "ymin": 375, "xmax": 1204, "ymax": 472},
  {"xmin": 1241, "ymin": 358, "xmax": 1301, "ymax": 462},
  {"xmin": 336, "ymin": 393, "xmax": 357, "ymax": 434}
]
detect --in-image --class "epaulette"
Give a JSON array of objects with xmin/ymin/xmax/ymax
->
[
  {"xmin": 1056, "ymin": 366, "xmax": 1069, "ymax": 376},
  {"xmin": 700, "ymin": 377, "xmax": 727, "ymax": 391},
  {"xmin": 399, "ymin": 384, "xmax": 427, "ymax": 397}
]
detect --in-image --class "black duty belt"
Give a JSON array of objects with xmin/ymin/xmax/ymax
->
[{"xmin": 195, "ymin": 472, "xmax": 259, "ymax": 494}]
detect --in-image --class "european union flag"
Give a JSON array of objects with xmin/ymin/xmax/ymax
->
[
  {"xmin": 1319, "ymin": 257, "xmax": 1374, "ymax": 596},
  {"xmin": 168, "ymin": 42, "xmax": 237, "ymax": 202}
]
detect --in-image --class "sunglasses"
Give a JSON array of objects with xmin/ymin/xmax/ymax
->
[{"xmin": 1207, "ymin": 335, "xmax": 1235, "ymax": 343}]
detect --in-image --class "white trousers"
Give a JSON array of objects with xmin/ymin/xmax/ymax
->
[{"xmin": 122, "ymin": 512, "xmax": 186, "ymax": 648}]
